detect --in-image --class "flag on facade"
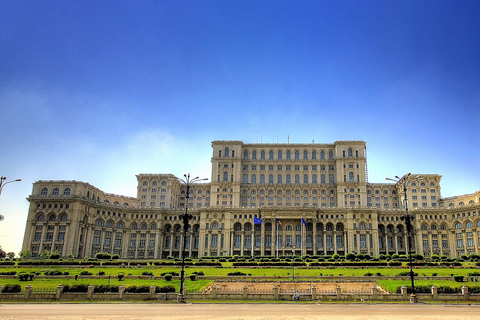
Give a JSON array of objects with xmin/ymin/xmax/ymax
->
[
  {"xmin": 254, "ymin": 217, "xmax": 262, "ymax": 224},
  {"xmin": 277, "ymin": 219, "xmax": 284, "ymax": 227},
  {"xmin": 301, "ymin": 217, "xmax": 308, "ymax": 226}
]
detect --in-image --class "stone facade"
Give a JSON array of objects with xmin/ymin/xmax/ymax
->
[{"xmin": 22, "ymin": 140, "xmax": 480, "ymax": 259}]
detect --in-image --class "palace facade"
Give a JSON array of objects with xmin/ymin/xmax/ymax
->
[{"xmin": 22, "ymin": 140, "xmax": 480, "ymax": 259}]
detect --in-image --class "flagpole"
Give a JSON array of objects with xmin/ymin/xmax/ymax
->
[
  {"xmin": 252, "ymin": 219, "xmax": 254, "ymax": 258},
  {"xmin": 301, "ymin": 217, "xmax": 303, "ymax": 256},
  {"xmin": 276, "ymin": 220, "xmax": 279, "ymax": 258}
]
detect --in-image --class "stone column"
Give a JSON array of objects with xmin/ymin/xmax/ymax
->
[
  {"xmin": 55, "ymin": 284, "xmax": 64, "ymax": 300},
  {"xmin": 118, "ymin": 284, "xmax": 125, "ymax": 300},
  {"xmin": 25, "ymin": 284, "xmax": 33, "ymax": 300},
  {"xmin": 87, "ymin": 285, "xmax": 95, "ymax": 300},
  {"xmin": 336, "ymin": 286, "xmax": 342, "ymax": 299},
  {"xmin": 431, "ymin": 285, "xmax": 437, "ymax": 300},
  {"xmin": 371, "ymin": 286, "xmax": 378, "ymax": 300},
  {"xmin": 273, "ymin": 285, "xmax": 279, "ymax": 300},
  {"xmin": 149, "ymin": 285, "xmax": 156, "ymax": 300},
  {"xmin": 211, "ymin": 284, "xmax": 217, "ymax": 299},
  {"xmin": 242, "ymin": 285, "xmax": 248, "ymax": 300},
  {"xmin": 401, "ymin": 285, "xmax": 408, "ymax": 299},
  {"xmin": 311, "ymin": 285, "xmax": 317, "ymax": 300},
  {"xmin": 462, "ymin": 285, "xmax": 468, "ymax": 300}
]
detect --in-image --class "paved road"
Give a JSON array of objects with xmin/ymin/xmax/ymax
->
[{"xmin": 0, "ymin": 303, "xmax": 479, "ymax": 320}]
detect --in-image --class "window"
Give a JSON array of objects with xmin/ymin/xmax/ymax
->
[
  {"xmin": 278, "ymin": 151, "xmax": 282, "ymax": 159},
  {"xmin": 52, "ymin": 188, "xmax": 59, "ymax": 196},
  {"xmin": 269, "ymin": 151, "xmax": 274, "ymax": 159},
  {"xmin": 63, "ymin": 188, "xmax": 71, "ymax": 196},
  {"xmin": 295, "ymin": 151, "xmax": 299, "ymax": 159},
  {"xmin": 303, "ymin": 151, "xmax": 308, "ymax": 159},
  {"xmin": 41, "ymin": 188, "xmax": 48, "ymax": 196}
]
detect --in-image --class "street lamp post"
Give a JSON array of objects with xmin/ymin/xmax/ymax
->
[
  {"xmin": 176, "ymin": 174, "xmax": 207, "ymax": 303},
  {"xmin": 0, "ymin": 176, "xmax": 22, "ymax": 222},
  {"xmin": 386, "ymin": 173, "xmax": 419, "ymax": 303}
]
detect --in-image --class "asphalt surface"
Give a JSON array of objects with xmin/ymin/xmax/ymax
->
[{"xmin": 0, "ymin": 303, "xmax": 479, "ymax": 319}]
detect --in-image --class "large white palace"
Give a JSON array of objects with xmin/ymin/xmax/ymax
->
[{"xmin": 22, "ymin": 140, "xmax": 480, "ymax": 259}]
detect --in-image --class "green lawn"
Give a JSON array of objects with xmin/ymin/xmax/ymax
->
[{"xmin": 1, "ymin": 264, "xmax": 479, "ymax": 293}]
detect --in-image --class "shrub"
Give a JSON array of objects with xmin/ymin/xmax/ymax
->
[
  {"xmin": 142, "ymin": 271, "xmax": 154, "ymax": 276},
  {"xmin": 94, "ymin": 285, "xmax": 119, "ymax": 293},
  {"xmin": 453, "ymin": 275, "xmax": 464, "ymax": 282},
  {"xmin": 189, "ymin": 274, "xmax": 196, "ymax": 281},
  {"xmin": 157, "ymin": 285, "xmax": 175, "ymax": 293},
  {"xmin": 63, "ymin": 284, "xmax": 89, "ymax": 293},
  {"xmin": 164, "ymin": 274, "xmax": 173, "ymax": 281},
  {"xmin": 345, "ymin": 253, "xmax": 356, "ymax": 261},
  {"xmin": 79, "ymin": 271, "xmax": 93, "ymax": 276},
  {"xmin": 2, "ymin": 284, "xmax": 21, "ymax": 293},
  {"xmin": 126, "ymin": 285, "xmax": 150, "ymax": 293}
]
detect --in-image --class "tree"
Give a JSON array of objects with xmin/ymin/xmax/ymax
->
[
  {"xmin": 39, "ymin": 249, "xmax": 50, "ymax": 260},
  {"xmin": 19, "ymin": 250, "xmax": 32, "ymax": 260},
  {"xmin": 7, "ymin": 252, "xmax": 15, "ymax": 259},
  {"xmin": 0, "ymin": 246, "xmax": 6, "ymax": 258}
]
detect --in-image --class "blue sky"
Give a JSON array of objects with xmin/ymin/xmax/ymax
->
[{"xmin": 1, "ymin": 1, "xmax": 479, "ymax": 254}]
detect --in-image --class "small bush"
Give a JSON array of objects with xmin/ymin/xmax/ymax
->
[
  {"xmin": 63, "ymin": 284, "xmax": 89, "ymax": 293},
  {"xmin": 157, "ymin": 285, "xmax": 175, "ymax": 293},
  {"xmin": 3, "ymin": 284, "xmax": 21, "ymax": 293},
  {"xmin": 79, "ymin": 271, "xmax": 93, "ymax": 276},
  {"xmin": 164, "ymin": 274, "xmax": 173, "ymax": 281}
]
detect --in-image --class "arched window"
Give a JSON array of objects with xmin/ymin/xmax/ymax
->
[
  {"xmin": 252, "ymin": 151, "xmax": 257, "ymax": 159},
  {"xmin": 243, "ymin": 174, "xmax": 248, "ymax": 183},
  {"xmin": 48, "ymin": 214, "xmax": 56, "ymax": 221},
  {"xmin": 349, "ymin": 172, "xmax": 354, "ymax": 182},
  {"xmin": 348, "ymin": 148, "xmax": 353, "ymax": 157},
  {"xmin": 164, "ymin": 224, "xmax": 171, "ymax": 232},
  {"xmin": 269, "ymin": 151, "xmax": 274, "ymax": 159},
  {"xmin": 175, "ymin": 225, "xmax": 182, "ymax": 232},
  {"xmin": 440, "ymin": 224, "xmax": 447, "ymax": 230},
  {"xmin": 37, "ymin": 214, "xmax": 45, "ymax": 221},
  {"xmin": 225, "ymin": 148, "xmax": 229, "ymax": 157},
  {"xmin": 260, "ymin": 174, "xmax": 265, "ymax": 184},
  {"xmin": 321, "ymin": 175, "xmax": 326, "ymax": 184},
  {"xmin": 63, "ymin": 188, "xmax": 71, "ymax": 196},
  {"xmin": 278, "ymin": 151, "xmax": 282, "ymax": 159},
  {"xmin": 106, "ymin": 220, "xmax": 113, "ymax": 228},
  {"xmin": 320, "ymin": 151, "xmax": 325, "ymax": 159},
  {"xmin": 114, "ymin": 201, "xmax": 119, "ymax": 206},
  {"xmin": 245, "ymin": 223, "xmax": 252, "ymax": 231},
  {"xmin": 234, "ymin": 223, "xmax": 242, "ymax": 231},
  {"xmin": 312, "ymin": 151, "xmax": 316, "ymax": 159},
  {"xmin": 116, "ymin": 222, "xmax": 124, "ymax": 229},
  {"xmin": 286, "ymin": 151, "xmax": 291, "ymax": 159},
  {"xmin": 150, "ymin": 223, "xmax": 157, "ymax": 230},
  {"xmin": 286, "ymin": 225, "xmax": 292, "ymax": 231},
  {"xmin": 265, "ymin": 223, "xmax": 272, "ymax": 231},
  {"xmin": 223, "ymin": 172, "xmax": 228, "ymax": 181},
  {"xmin": 131, "ymin": 223, "xmax": 138, "ymax": 230},
  {"xmin": 41, "ymin": 188, "xmax": 48, "ymax": 196},
  {"xmin": 60, "ymin": 214, "xmax": 68, "ymax": 221},
  {"xmin": 212, "ymin": 223, "xmax": 219, "ymax": 230},
  {"xmin": 303, "ymin": 174, "xmax": 308, "ymax": 184},
  {"xmin": 261, "ymin": 151, "xmax": 265, "ymax": 159},
  {"xmin": 268, "ymin": 174, "xmax": 274, "ymax": 183},
  {"xmin": 52, "ymin": 188, "xmax": 59, "ymax": 196},
  {"xmin": 251, "ymin": 174, "xmax": 257, "ymax": 184},
  {"xmin": 326, "ymin": 223, "xmax": 333, "ymax": 231},
  {"xmin": 303, "ymin": 151, "xmax": 308, "ymax": 159},
  {"xmin": 295, "ymin": 174, "xmax": 300, "ymax": 184},
  {"xmin": 455, "ymin": 222, "xmax": 462, "ymax": 229},
  {"xmin": 243, "ymin": 150, "xmax": 249, "ymax": 159},
  {"xmin": 359, "ymin": 223, "xmax": 366, "ymax": 230},
  {"xmin": 477, "ymin": 221, "xmax": 480, "ymax": 227},
  {"xmin": 286, "ymin": 174, "xmax": 291, "ymax": 184},
  {"xmin": 277, "ymin": 174, "xmax": 283, "ymax": 184},
  {"xmin": 421, "ymin": 224, "xmax": 427, "ymax": 230},
  {"xmin": 296, "ymin": 224, "xmax": 301, "ymax": 231},
  {"xmin": 466, "ymin": 221, "xmax": 473, "ymax": 228},
  {"xmin": 312, "ymin": 174, "xmax": 317, "ymax": 183},
  {"xmin": 316, "ymin": 223, "xmax": 323, "ymax": 231},
  {"xmin": 95, "ymin": 219, "xmax": 103, "ymax": 227},
  {"xmin": 329, "ymin": 151, "xmax": 334, "ymax": 159},
  {"xmin": 141, "ymin": 223, "xmax": 147, "ymax": 230},
  {"xmin": 431, "ymin": 224, "xmax": 437, "ymax": 230},
  {"xmin": 295, "ymin": 151, "xmax": 299, "ymax": 159}
]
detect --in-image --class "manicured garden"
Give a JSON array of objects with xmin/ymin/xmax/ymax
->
[{"xmin": 2, "ymin": 252, "xmax": 480, "ymax": 295}]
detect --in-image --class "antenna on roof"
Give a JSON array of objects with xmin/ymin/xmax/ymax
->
[{"xmin": 288, "ymin": 135, "xmax": 290, "ymax": 143}]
